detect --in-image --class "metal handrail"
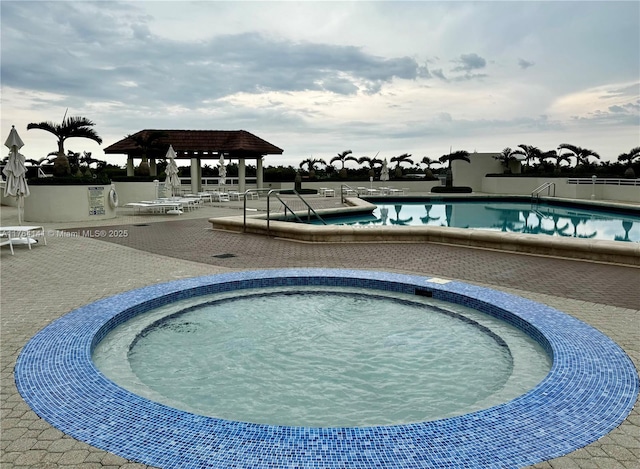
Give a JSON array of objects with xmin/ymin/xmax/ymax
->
[
  {"xmin": 340, "ymin": 184, "xmax": 359, "ymax": 203},
  {"xmin": 252, "ymin": 190, "xmax": 326, "ymax": 235},
  {"xmin": 242, "ymin": 188, "xmax": 272, "ymax": 231},
  {"xmin": 531, "ymin": 182, "xmax": 555, "ymax": 202}
]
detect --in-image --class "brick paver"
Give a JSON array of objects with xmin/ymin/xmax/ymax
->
[{"xmin": 1, "ymin": 197, "xmax": 638, "ymax": 469}]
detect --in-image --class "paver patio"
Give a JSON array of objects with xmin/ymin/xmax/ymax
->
[{"xmin": 1, "ymin": 196, "xmax": 638, "ymax": 468}]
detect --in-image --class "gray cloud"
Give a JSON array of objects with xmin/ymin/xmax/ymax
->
[
  {"xmin": 608, "ymin": 103, "xmax": 640, "ymax": 114},
  {"xmin": 518, "ymin": 58, "xmax": 535, "ymax": 69},
  {"xmin": 451, "ymin": 73, "xmax": 488, "ymax": 82},
  {"xmin": 1, "ymin": 2, "xmax": 422, "ymax": 110},
  {"xmin": 601, "ymin": 84, "xmax": 640, "ymax": 99},
  {"xmin": 432, "ymin": 69, "xmax": 447, "ymax": 80},
  {"xmin": 451, "ymin": 53, "xmax": 486, "ymax": 72},
  {"xmin": 2, "ymin": 1, "xmax": 638, "ymax": 164}
]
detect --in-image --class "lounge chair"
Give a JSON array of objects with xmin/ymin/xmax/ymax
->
[
  {"xmin": 125, "ymin": 202, "xmax": 184, "ymax": 215},
  {"xmin": 0, "ymin": 226, "xmax": 47, "ymax": 252}
]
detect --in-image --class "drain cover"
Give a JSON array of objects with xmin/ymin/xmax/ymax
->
[
  {"xmin": 133, "ymin": 224, "xmax": 149, "ymax": 227},
  {"xmin": 212, "ymin": 253, "xmax": 236, "ymax": 259}
]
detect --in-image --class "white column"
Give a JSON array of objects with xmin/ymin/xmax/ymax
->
[
  {"xmin": 256, "ymin": 157, "xmax": 264, "ymax": 189},
  {"xmin": 238, "ymin": 159, "xmax": 246, "ymax": 193},
  {"xmin": 126, "ymin": 157, "xmax": 134, "ymax": 176},
  {"xmin": 190, "ymin": 157, "xmax": 200, "ymax": 194}
]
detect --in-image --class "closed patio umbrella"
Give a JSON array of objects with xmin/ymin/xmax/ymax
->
[
  {"xmin": 218, "ymin": 155, "xmax": 227, "ymax": 187},
  {"xmin": 3, "ymin": 125, "xmax": 29, "ymax": 225},
  {"xmin": 164, "ymin": 145, "xmax": 181, "ymax": 198},
  {"xmin": 163, "ymin": 145, "xmax": 182, "ymax": 214},
  {"xmin": 380, "ymin": 158, "xmax": 389, "ymax": 182}
]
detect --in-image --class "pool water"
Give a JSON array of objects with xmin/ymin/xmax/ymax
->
[
  {"xmin": 93, "ymin": 286, "xmax": 551, "ymax": 427},
  {"xmin": 325, "ymin": 201, "xmax": 640, "ymax": 242}
]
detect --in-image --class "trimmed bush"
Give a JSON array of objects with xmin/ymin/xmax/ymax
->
[{"xmin": 430, "ymin": 186, "xmax": 473, "ymax": 193}]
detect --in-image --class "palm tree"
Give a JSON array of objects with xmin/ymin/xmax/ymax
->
[
  {"xmin": 512, "ymin": 144, "xmax": 541, "ymax": 172},
  {"xmin": 390, "ymin": 153, "xmax": 413, "ymax": 177},
  {"xmin": 617, "ymin": 146, "xmax": 640, "ymax": 178},
  {"xmin": 439, "ymin": 150, "xmax": 470, "ymax": 187},
  {"xmin": 27, "ymin": 115, "xmax": 102, "ymax": 176},
  {"xmin": 557, "ymin": 144, "xmax": 600, "ymax": 169},
  {"xmin": 541, "ymin": 149, "xmax": 571, "ymax": 175},
  {"xmin": 128, "ymin": 131, "xmax": 168, "ymax": 176},
  {"xmin": 330, "ymin": 150, "xmax": 358, "ymax": 178},
  {"xmin": 420, "ymin": 156, "xmax": 440, "ymax": 179},
  {"xmin": 494, "ymin": 147, "xmax": 518, "ymax": 174},
  {"xmin": 358, "ymin": 154, "xmax": 382, "ymax": 178},
  {"xmin": 299, "ymin": 157, "xmax": 327, "ymax": 179}
]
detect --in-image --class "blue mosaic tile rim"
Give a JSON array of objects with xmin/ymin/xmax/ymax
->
[{"xmin": 15, "ymin": 269, "xmax": 639, "ymax": 469}]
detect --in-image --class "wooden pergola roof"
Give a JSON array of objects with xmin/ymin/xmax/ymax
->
[{"xmin": 104, "ymin": 130, "xmax": 283, "ymax": 159}]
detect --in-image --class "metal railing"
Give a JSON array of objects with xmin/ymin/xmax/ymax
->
[
  {"xmin": 531, "ymin": 182, "xmax": 555, "ymax": 202},
  {"xmin": 243, "ymin": 190, "xmax": 326, "ymax": 234},
  {"xmin": 567, "ymin": 178, "xmax": 640, "ymax": 186},
  {"xmin": 179, "ymin": 177, "xmax": 258, "ymax": 191},
  {"xmin": 340, "ymin": 184, "xmax": 359, "ymax": 203}
]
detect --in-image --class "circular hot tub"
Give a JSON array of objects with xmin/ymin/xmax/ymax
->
[{"xmin": 15, "ymin": 269, "xmax": 639, "ymax": 469}]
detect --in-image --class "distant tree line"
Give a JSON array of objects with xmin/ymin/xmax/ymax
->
[{"xmin": 11, "ymin": 112, "xmax": 640, "ymax": 181}]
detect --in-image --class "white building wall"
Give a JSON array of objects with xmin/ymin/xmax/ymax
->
[{"xmin": 453, "ymin": 152, "xmax": 502, "ymax": 190}]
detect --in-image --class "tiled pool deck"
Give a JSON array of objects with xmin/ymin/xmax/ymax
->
[{"xmin": 1, "ymin": 195, "xmax": 639, "ymax": 468}]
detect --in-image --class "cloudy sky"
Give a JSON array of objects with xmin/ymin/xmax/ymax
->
[{"xmin": 2, "ymin": 1, "xmax": 639, "ymax": 168}]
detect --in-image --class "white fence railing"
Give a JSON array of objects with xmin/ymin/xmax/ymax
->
[
  {"xmin": 567, "ymin": 178, "xmax": 640, "ymax": 186},
  {"xmin": 178, "ymin": 177, "xmax": 258, "ymax": 189}
]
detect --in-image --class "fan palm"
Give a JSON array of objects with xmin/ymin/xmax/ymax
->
[
  {"xmin": 390, "ymin": 153, "xmax": 413, "ymax": 177},
  {"xmin": 128, "ymin": 131, "xmax": 168, "ymax": 176},
  {"xmin": 299, "ymin": 157, "xmax": 327, "ymax": 179},
  {"xmin": 617, "ymin": 146, "xmax": 640, "ymax": 178},
  {"xmin": 557, "ymin": 144, "xmax": 600, "ymax": 168},
  {"xmin": 512, "ymin": 144, "xmax": 541, "ymax": 172},
  {"xmin": 27, "ymin": 116, "xmax": 102, "ymax": 176},
  {"xmin": 330, "ymin": 150, "xmax": 358, "ymax": 178},
  {"xmin": 439, "ymin": 150, "xmax": 470, "ymax": 187},
  {"xmin": 541, "ymin": 149, "xmax": 571, "ymax": 175},
  {"xmin": 494, "ymin": 147, "xmax": 518, "ymax": 173},
  {"xmin": 358, "ymin": 153, "xmax": 382, "ymax": 178},
  {"xmin": 420, "ymin": 156, "xmax": 440, "ymax": 178}
]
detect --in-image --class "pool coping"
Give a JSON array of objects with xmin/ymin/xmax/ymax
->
[
  {"xmin": 14, "ymin": 269, "xmax": 639, "ymax": 469},
  {"xmin": 209, "ymin": 197, "xmax": 640, "ymax": 266}
]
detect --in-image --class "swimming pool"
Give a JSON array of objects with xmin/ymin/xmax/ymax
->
[
  {"xmin": 321, "ymin": 199, "xmax": 640, "ymax": 243},
  {"xmin": 210, "ymin": 196, "xmax": 640, "ymax": 265},
  {"xmin": 15, "ymin": 269, "xmax": 639, "ymax": 469}
]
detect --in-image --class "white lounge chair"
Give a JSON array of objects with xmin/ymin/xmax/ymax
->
[
  {"xmin": 125, "ymin": 202, "xmax": 183, "ymax": 215},
  {"xmin": 216, "ymin": 192, "xmax": 230, "ymax": 202},
  {"xmin": 0, "ymin": 226, "xmax": 47, "ymax": 252}
]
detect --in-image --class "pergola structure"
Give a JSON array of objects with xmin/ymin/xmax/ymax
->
[{"xmin": 104, "ymin": 130, "xmax": 284, "ymax": 193}]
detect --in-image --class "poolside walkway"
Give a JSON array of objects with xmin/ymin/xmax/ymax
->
[{"xmin": 1, "ymin": 195, "xmax": 638, "ymax": 469}]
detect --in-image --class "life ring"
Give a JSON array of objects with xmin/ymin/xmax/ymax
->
[{"xmin": 108, "ymin": 189, "xmax": 119, "ymax": 208}]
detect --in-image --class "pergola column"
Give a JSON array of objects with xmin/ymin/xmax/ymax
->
[
  {"xmin": 126, "ymin": 157, "xmax": 134, "ymax": 176},
  {"xmin": 190, "ymin": 157, "xmax": 201, "ymax": 194},
  {"xmin": 257, "ymin": 157, "xmax": 264, "ymax": 189},
  {"xmin": 238, "ymin": 159, "xmax": 246, "ymax": 193}
]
